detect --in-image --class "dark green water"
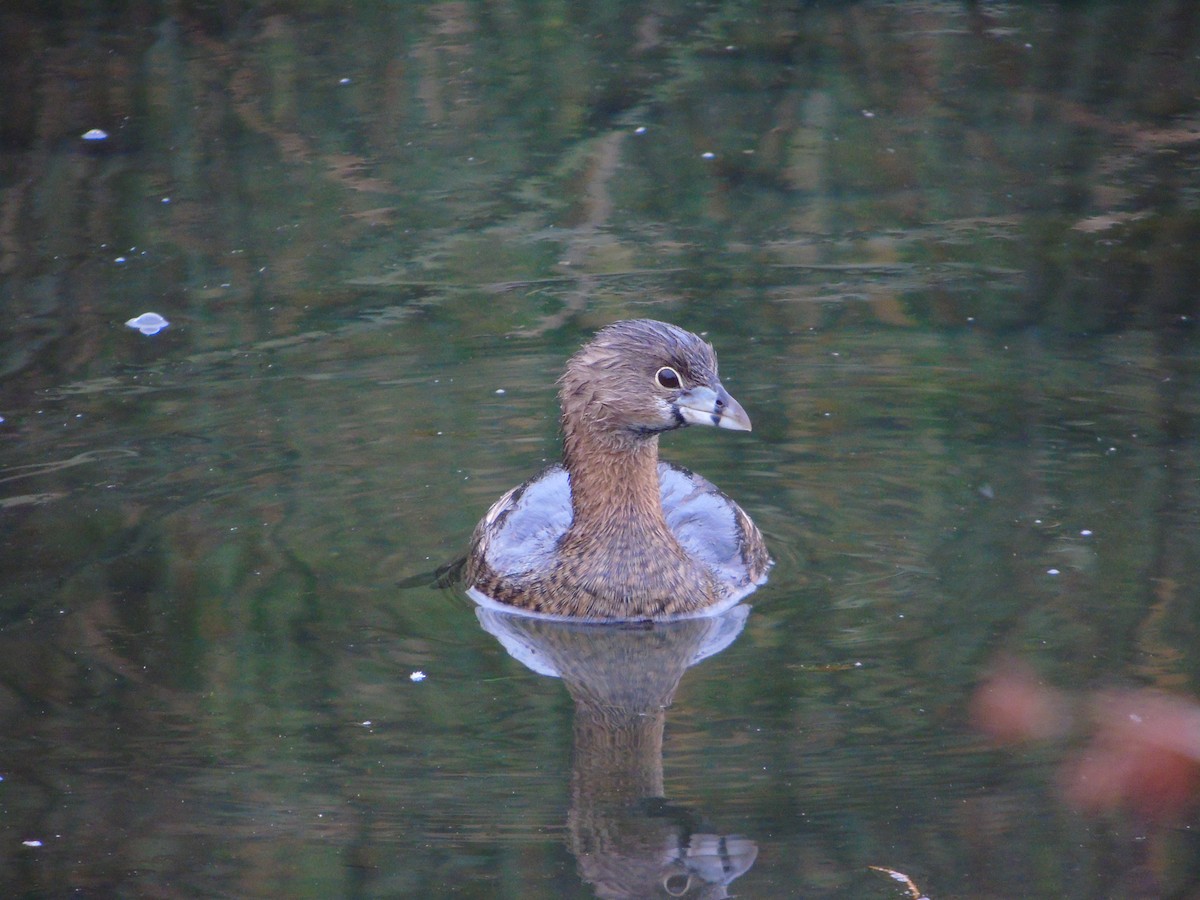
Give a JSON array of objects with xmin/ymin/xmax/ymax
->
[{"xmin": 3, "ymin": 3, "xmax": 1200, "ymax": 897}]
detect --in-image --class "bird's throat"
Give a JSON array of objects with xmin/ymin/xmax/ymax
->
[{"xmin": 562, "ymin": 423, "xmax": 670, "ymax": 542}]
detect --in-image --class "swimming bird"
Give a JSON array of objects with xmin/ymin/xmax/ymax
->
[{"xmin": 465, "ymin": 319, "xmax": 769, "ymax": 620}]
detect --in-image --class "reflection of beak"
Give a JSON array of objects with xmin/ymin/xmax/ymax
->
[{"xmin": 674, "ymin": 383, "xmax": 752, "ymax": 432}]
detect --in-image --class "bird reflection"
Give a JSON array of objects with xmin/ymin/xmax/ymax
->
[{"xmin": 476, "ymin": 605, "xmax": 758, "ymax": 899}]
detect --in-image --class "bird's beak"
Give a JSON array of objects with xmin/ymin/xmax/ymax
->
[{"xmin": 674, "ymin": 383, "xmax": 752, "ymax": 431}]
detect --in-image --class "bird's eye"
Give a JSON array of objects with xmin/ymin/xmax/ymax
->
[
  {"xmin": 655, "ymin": 366, "xmax": 682, "ymax": 389},
  {"xmin": 663, "ymin": 873, "xmax": 692, "ymax": 896}
]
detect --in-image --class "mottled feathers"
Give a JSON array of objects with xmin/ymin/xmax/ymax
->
[{"xmin": 465, "ymin": 319, "xmax": 769, "ymax": 620}]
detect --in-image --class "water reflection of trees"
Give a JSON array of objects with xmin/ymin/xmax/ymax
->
[{"xmin": 2, "ymin": 2, "xmax": 1198, "ymax": 371}]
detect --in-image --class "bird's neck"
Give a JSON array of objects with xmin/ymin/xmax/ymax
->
[
  {"xmin": 557, "ymin": 413, "xmax": 715, "ymax": 616},
  {"xmin": 562, "ymin": 420, "xmax": 668, "ymax": 537}
]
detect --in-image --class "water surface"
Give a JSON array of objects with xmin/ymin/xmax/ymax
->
[{"xmin": 3, "ymin": 3, "xmax": 1200, "ymax": 897}]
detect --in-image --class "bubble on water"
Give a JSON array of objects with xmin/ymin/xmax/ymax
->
[
  {"xmin": 81, "ymin": 129, "xmax": 108, "ymax": 141},
  {"xmin": 125, "ymin": 312, "xmax": 170, "ymax": 336}
]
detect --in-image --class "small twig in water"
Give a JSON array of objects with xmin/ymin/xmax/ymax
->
[{"xmin": 868, "ymin": 865, "xmax": 930, "ymax": 899}]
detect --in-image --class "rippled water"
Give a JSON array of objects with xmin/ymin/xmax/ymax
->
[{"xmin": 3, "ymin": 3, "xmax": 1200, "ymax": 897}]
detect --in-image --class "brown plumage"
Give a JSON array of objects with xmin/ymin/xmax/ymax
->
[{"xmin": 464, "ymin": 319, "xmax": 769, "ymax": 620}]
